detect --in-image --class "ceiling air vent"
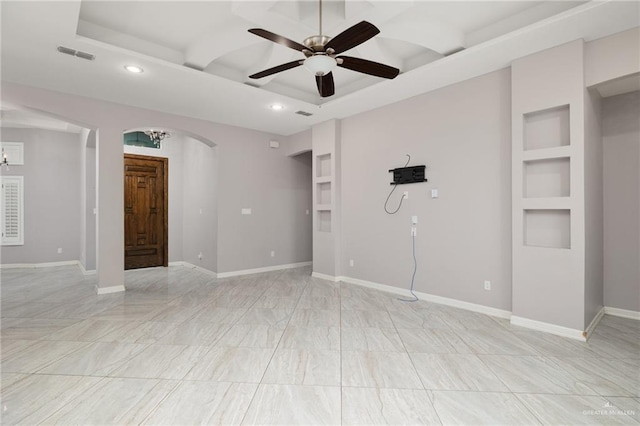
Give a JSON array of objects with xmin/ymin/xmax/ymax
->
[
  {"xmin": 295, "ymin": 110, "xmax": 313, "ymax": 117},
  {"xmin": 57, "ymin": 46, "xmax": 95, "ymax": 61}
]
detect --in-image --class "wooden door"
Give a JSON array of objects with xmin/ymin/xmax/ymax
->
[{"xmin": 124, "ymin": 154, "xmax": 168, "ymax": 270}]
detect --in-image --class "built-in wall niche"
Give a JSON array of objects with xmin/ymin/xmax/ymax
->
[
  {"xmin": 316, "ymin": 154, "xmax": 331, "ymax": 178},
  {"xmin": 523, "ymin": 157, "xmax": 570, "ymax": 198},
  {"xmin": 524, "ymin": 105, "xmax": 570, "ymax": 151},
  {"xmin": 317, "ymin": 182, "xmax": 331, "ymax": 205},
  {"xmin": 524, "ymin": 209, "xmax": 571, "ymax": 249},
  {"xmin": 317, "ymin": 210, "xmax": 331, "ymax": 233}
]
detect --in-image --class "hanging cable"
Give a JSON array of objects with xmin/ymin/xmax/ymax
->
[
  {"xmin": 384, "ymin": 154, "xmax": 410, "ymax": 215},
  {"xmin": 398, "ymin": 230, "xmax": 419, "ymax": 302}
]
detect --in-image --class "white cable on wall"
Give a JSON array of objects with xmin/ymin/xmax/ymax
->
[
  {"xmin": 398, "ymin": 231, "xmax": 419, "ymax": 302},
  {"xmin": 384, "ymin": 154, "xmax": 419, "ymax": 302}
]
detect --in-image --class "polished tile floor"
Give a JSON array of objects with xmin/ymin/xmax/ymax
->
[{"xmin": 1, "ymin": 265, "xmax": 638, "ymax": 425}]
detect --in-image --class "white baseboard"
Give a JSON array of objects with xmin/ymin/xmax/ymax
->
[
  {"xmin": 217, "ymin": 261, "xmax": 311, "ymax": 278},
  {"xmin": 311, "ymin": 271, "xmax": 341, "ymax": 282},
  {"xmin": 584, "ymin": 307, "xmax": 605, "ymax": 339},
  {"xmin": 78, "ymin": 262, "xmax": 96, "ymax": 275},
  {"xmin": 333, "ymin": 275, "xmax": 512, "ymax": 320},
  {"xmin": 173, "ymin": 262, "xmax": 218, "ymax": 279},
  {"xmin": 604, "ymin": 306, "xmax": 640, "ymax": 320},
  {"xmin": 510, "ymin": 315, "xmax": 586, "ymax": 341},
  {"xmin": 0, "ymin": 260, "xmax": 80, "ymax": 269},
  {"xmin": 95, "ymin": 285, "xmax": 125, "ymax": 295}
]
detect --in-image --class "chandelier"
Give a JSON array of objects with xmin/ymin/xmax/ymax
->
[
  {"xmin": 1, "ymin": 148, "xmax": 8, "ymax": 170},
  {"xmin": 144, "ymin": 130, "xmax": 171, "ymax": 148}
]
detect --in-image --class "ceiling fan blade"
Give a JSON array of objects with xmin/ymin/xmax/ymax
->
[
  {"xmin": 248, "ymin": 28, "xmax": 308, "ymax": 52},
  {"xmin": 249, "ymin": 60, "xmax": 303, "ymax": 79},
  {"xmin": 337, "ymin": 56, "xmax": 399, "ymax": 79},
  {"xmin": 324, "ymin": 21, "xmax": 380, "ymax": 54},
  {"xmin": 315, "ymin": 72, "xmax": 335, "ymax": 97}
]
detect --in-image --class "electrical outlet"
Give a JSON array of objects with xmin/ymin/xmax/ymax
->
[
  {"xmin": 431, "ymin": 189, "xmax": 439, "ymax": 198},
  {"xmin": 403, "ymin": 191, "xmax": 409, "ymax": 199},
  {"xmin": 349, "ymin": 259, "xmax": 354, "ymax": 267},
  {"xmin": 270, "ymin": 250, "xmax": 275, "ymax": 257},
  {"xmin": 411, "ymin": 215, "xmax": 418, "ymax": 225},
  {"xmin": 57, "ymin": 247, "xmax": 63, "ymax": 254},
  {"xmin": 306, "ymin": 209, "xmax": 309, "ymax": 215},
  {"xmin": 484, "ymin": 280, "xmax": 491, "ymax": 290},
  {"xmin": 198, "ymin": 252, "xmax": 203, "ymax": 260}
]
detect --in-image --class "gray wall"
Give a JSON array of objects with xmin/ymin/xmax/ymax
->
[
  {"xmin": 286, "ymin": 129, "xmax": 312, "ymax": 157},
  {"xmin": 603, "ymin": 90, "xmax": 640, "ymax": 312},
  {"xmin": 217, "ymin": 131, "xmax": 313, "ymax": 273},
  {"xmin": 182, "ymin": 137, "xmax": 218, "ymax": 271},
  {"xmin": 79, "ymin": 129, "xmax": 97, "ymax": 271},
  {"xmin": 1, "ymin": 128, "xmax": 81, "ymax": 264},
  {"xmin": 584, "ymin": 88, "xmax": 604, "ymax": 325},
  {"xmin": 1, "ymin": 124, "xmax": 312, "ymax": 275},
  {"xmin": 340, "ymin": 68, "xmax": 512, "ymax": 311}
]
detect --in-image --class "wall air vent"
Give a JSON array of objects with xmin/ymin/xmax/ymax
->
[
  {"xmin": 56, "ymin": 46, "xmax": 95, "ymax": 61},
  {"xmin": 295, "ymin": 110, "xmax": 313, "ymax": 116}
]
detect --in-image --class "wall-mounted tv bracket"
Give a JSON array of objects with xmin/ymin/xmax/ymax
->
[{"xmin": 389, "ymin": 165, "xmax": 428, "ymax": 185}]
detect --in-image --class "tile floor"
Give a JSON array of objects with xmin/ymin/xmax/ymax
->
[{"xmin": 1, "ymin": 265, "xmax": 638, "ymax": 425}]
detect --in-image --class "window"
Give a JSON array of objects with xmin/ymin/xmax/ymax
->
[{"xmin": 1, "ymin": 176, "xmax": 24, "ymax": 246}]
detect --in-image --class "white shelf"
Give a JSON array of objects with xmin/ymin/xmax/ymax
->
[
  {"xmin": 317, "ymin": 210, "xmax": 331, "ymax": 232},
  {"xmin": 523, "ymin": 104, "xmax": 570, "ymax": 151},
  {"xmin": 524, "ymin": 209, "xmax": 571, "ymax": 249},
  {"xmin": 316, "ymin": 204, "xmax": 332, "ymax": 211},
  {"xmin": 316, "ymin": 154, "xmax": 331, "ymax": 178},
  {"xmin": 316, "ymin": 176, "xmax": 331, "ymax": 183},
  {"xmin": 523, "ymin": 157, "xmax": 570, "ymax": 198},
  {"xmin": 522, "ymin": 146, "xmax": 571, "ymax": 162},
  {"xmin": 522, "ymin": 198, "xmax": 571, "ymax": 210}
]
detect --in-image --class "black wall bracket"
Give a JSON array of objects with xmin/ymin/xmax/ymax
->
[{"xmin": 389, "ymin": 165, "xmax": 428, "ymax": 185}]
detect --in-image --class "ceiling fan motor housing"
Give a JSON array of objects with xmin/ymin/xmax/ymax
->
[{"xmin": 303, "ymin": 35, "xmax": 331, "ymax": 54}]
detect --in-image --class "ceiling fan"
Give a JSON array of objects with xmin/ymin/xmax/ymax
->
[{"xmin": 247, "ymin": 0, "xmax": 400, "ymax": 98}]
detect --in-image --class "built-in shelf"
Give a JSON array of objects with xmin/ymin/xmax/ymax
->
[
  {"xmin": 522, "ymin": 198, "xmax": 571, "ymax": 210},
  {"xmin": 316, "ymin": 154, "xmax": 331, "ymax": 178},
  {"xmin": 317, "ymin": 182, "xmax": 331, "ymax": 205},
  {"xmin": 524, "ymin": 105, "xmax": 570, "ymax": 151},
  {"xmin": 318, "ymin": 210, "xmax": 331, "ymax": 232},
  {"xmin": 315, "ymin": 153, "xmax": 333, "ymax": 233},
  {"xmin": 523, "ymin": 157, "xmax": 570, "ymax": 198},
  {"xmin": 522, "ymin": 146, "xmax": 571, "ymax": 162},
  {"xmin": 524, "ymin": 209, "xmax": 571, "ymax": 249}
]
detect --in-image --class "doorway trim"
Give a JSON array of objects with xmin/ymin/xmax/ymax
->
[{"xmin": 124, "ymin": 153, "xmax": 169, "ymax": 268}]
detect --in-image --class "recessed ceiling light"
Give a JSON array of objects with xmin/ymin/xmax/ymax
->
[
  {"xmin": 270, "ymin": 104, "xmax": 284, "ymax": 111},
  {"xmin": 124, "ymin": 65, "xmax": 144, "ymax": 74}
]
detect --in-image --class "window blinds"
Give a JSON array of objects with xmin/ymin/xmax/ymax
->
[{"xmin": 1, "ymin": 176, "xmax": 24, "ymax": 246}]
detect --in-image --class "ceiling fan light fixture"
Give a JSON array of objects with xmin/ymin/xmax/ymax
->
[
  {"xmin": 304, "ymin": 55, "xmax": 337, "ymax": 76},
  {"xmin": 124, "ymin": 65, "xmax": 144, "ymax": 74}
]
